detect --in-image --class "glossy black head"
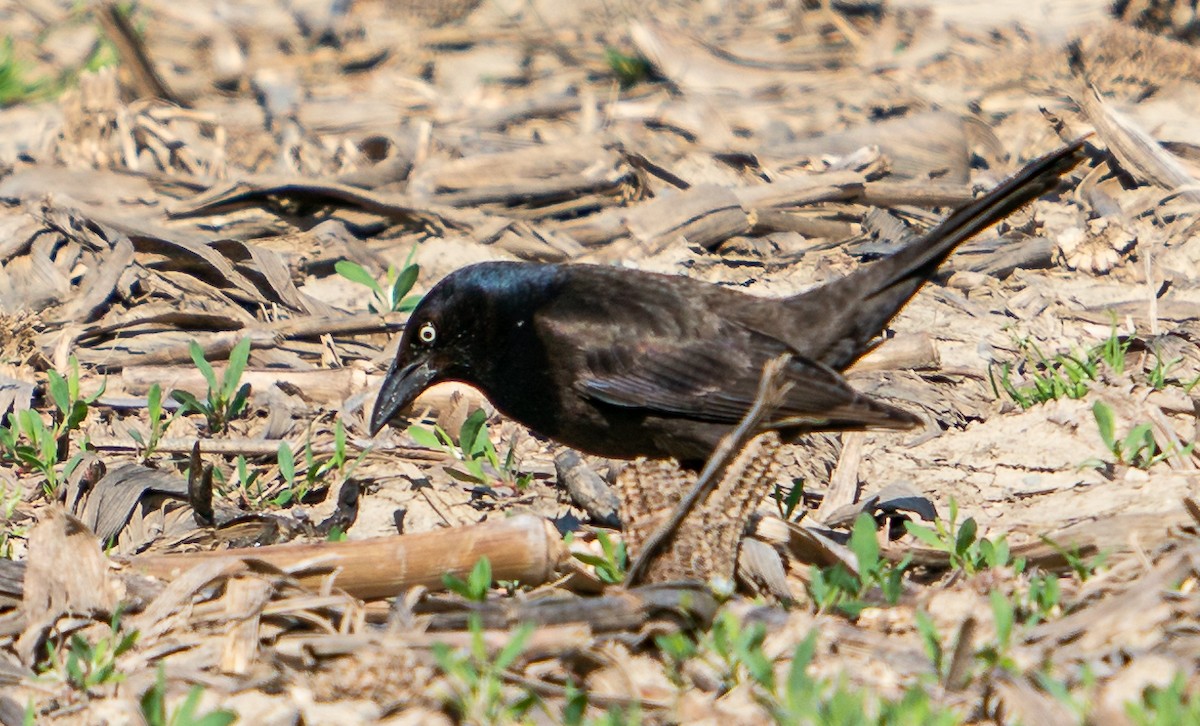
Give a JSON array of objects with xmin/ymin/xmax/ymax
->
[{"xmin": 368, "ymin": 261, "xmax": 561, "ymax": 435}]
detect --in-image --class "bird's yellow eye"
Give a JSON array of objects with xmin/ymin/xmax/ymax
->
[{"xmin": 417, "ymin": 322, "xmax": 437, "ymax": 344}]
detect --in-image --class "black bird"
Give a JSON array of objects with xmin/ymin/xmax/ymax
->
[{"xmin": 370, "ymin": 141, "xmax": 1085, "ymax": 464}]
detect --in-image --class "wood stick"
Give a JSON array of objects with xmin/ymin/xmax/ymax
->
[{"xmin": 124, "ymin": 515, "xmax": 567, "ymax": 601}]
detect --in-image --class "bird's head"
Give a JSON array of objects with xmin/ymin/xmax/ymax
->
[{"xmin": 367, "ymin": 261, "xmax": 558, "ymax": 436}]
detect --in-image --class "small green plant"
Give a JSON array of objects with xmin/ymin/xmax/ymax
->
[
  {"xmin": 975, "ymin": 590, "xmax": 1018, "ymax": 674},
  {"xmin": 1146, "ymin": 350, "xmax": 1183, "ymax": 391},
  {"xmin": 128, "ymin": 384, "xmax": 181, "ymax": 461},
  {"xmin": 772, "ymin": 478, "xmax": 805, "ymax": 520},
  {"xmin": 0, "ymin": 356, "xmax": 105, "ymax": 496},
  {"xmin": 408, "ymin": 410, "xmax": 527, "ymax": 487},
  {"xmin": 569, "ymin": 530, "xmax": 627, "ymax": 585},
  {"xmin": 1021, "ymin": 571, "xmax": 1063, "ymax": 625},
  {"xmin": 988, "ymin": 339, "xmax": 1097, "ymax": 410},
  {"xmin": 808, "ymin": 513, "xmax": 909, "ymax": 617},
  {"xmin": 1036, "ymin": 664, "xmax": 1098, "ymax": 722},
  {"xmin": 0, "ymin": 481, "xmax": 25, "ymax": 559},
  {"xmin": 1097, "ymin": 326, "xmax": 1130, "ymax": 376},
  {"xmin": 655, "ymin": 630, "xmax": 698, "ymax": 688},
  {"xmin": 752, "ymin": 631, "xmax": 959, "ymax": 725},
  {"xmin": 0, "ymin": 409, "xmax": 66, "ymax": 496},
  {"xmin": 140, "ymin": 664, "xmax": 237, "ymax": 726},
  {"xmin": 1125, "ymin": 672, "xmax": 1200, "ymax": 725},
  {"xmin": 443, "ymin": 557, "xmax": 493, "ymax": 602},
  {"xmin": 655, "ymin": 609, "xmax": 772, "ymax": 693},
  {"xmin": 1041, "ymin": 536, "xmax": 1107, "ymax": 581},
  {"xmin": 171, "ymin": 338, "xmax": 252, "ymax": 434},
  {"xmin": 335, "ymin": 248, "xmax": 421, "ymax": 313},
  {"xmin": 42, "ymin": 610, "xmax": 139, "ymax": 691},
  {"xmin": 273, "ymin": 420, "xmax": 368, "ymax": 507},
  {"xmin": 914, "ymin": 610, "xmax": 948, "ymax": 683},
  {"xmin": 46, "ymin": 355, "xmax": 105, "ymax": 441},
  {"xmin": 274, "ymin": 440, "xmax": 307, "ymax": 506},
  {"xmin": 1090, "ymin": 400, "xmax": 1191, "ymax": 469},
  {"xmin": 0, "ymin": 38, "xmax": 48, "ymax": 107},
  {"xmin": 904, "ymin": 499, "xmax": 1011, "ymax": 576},
  {"xmin": 432, "ymin": 615, "xmax": 538, "ymax": 724},
  {"xmin": 604, "ymin": 47, "xmax": 651, "ymax": 88},
  {"xmin": 706, "ymin": 609, "xmax": 775, "ymax": 689},
  {"xmin": 212, "ymin": 455, "xmax": 265, "ymax": 508}
]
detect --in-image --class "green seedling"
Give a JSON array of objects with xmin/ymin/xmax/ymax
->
[
  {"xmin": 1096, "ymin": 325, "xmax": 1130, "ymax": 376},
  {"xmin": 46, "ymin": 355, "xmax": 105, "ymax": 439},
  {"xmin": 408, "ymin": 410, "xmax": 528, "ymax": 487},
  {"xmin": 128, "ymin": 383, "xmax": 182, "ymax": 461},
  {"xmin": 568, "ymin": 530, "xmax": 627, "ymax": 585},
  {"xmin": 1040, "ymin": 536, "xmax": 1107, "ymax": 581},
  {"xmin": 0, "ymin": 37, "xmax": 48, "ymax": 107},
  {"xmin": 1091, "ymin": 400, "xmax": 1191, "ymax": 469},
  {"xmin": 975, "ymin": 590, "xmax": 1018, "ymax": 675},
  {"xmin": 42, "ymin": 609, "xmax": 139, "ymax": 691},
  {"xmin": 1125, "ymin": 672, "xmax": 1200, "ymax": 726},
  {"xmin": 772, "ymin": 478, "xmax": 805, "ymax": 521},
  {"xmin": 335, "ymin": 248, "xmax": 421, "ymax": 313},
  {"xmin": 0, "ymin": 481, "xmax": 25, "ymax": 558},
  {"xmin": 171, "ymin": 338, "xmax": 252, "ymax": 434},
  {"xmin": 809, "ymin": 513, "xmax": 910, "ymax": 617},
  {"xmin": 443, "ymin": 557, "xmax": 493, "ymax": 603},
  {"xmin": 915, "ymin": 610, "xmax": 947, "ymax": 683},
  {"xmin": 212, "ymin": 455, "xmax": 265, "ymax": 508},
  {"xmin": 274, "ymin": 419, "xmax": 368, "ymax": 507},
  {"xmin": 988, "ymin": 338, "xmax": 1097, "ymax": 410},
  {"xmin": 432, "ymin": 615, "xmax": 538, "ymax": 725},
  {"xmin": 140, "ymin": 664, "xmax": 237, "ymax": 726},
  {"xmin": 904, "ymin": 499, "xmax": 1012, "ymax": 576},
  {"xmin": 753, "ymin": 630, "xmax": 959, "ymax": 725},
  {"xmin": 1146, "ymin": 350, "xmax": 1184, "ymax": 391},
  {"xmin": 604, "ymin": 47, "xmax": 651, "ymax": 88},
  {"xmin": 0, "ymin": 408, "xmax": 81, "ymax": 497},
  {"xmin": 274, "ymin": 439, "xmax": 307, "ymax": 506}
]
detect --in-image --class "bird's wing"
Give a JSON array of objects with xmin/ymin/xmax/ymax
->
[{"xmin": 574, "ymin": 339, "xmax": 917, "ymax": 430}]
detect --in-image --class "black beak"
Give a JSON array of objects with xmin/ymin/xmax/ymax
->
[{"xmin": 369, "ymin": 358, "xmax": 437, "ymax": 436}]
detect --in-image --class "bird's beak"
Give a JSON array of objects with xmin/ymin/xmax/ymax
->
[{"xmin": 369, "ymin": 358, "xmax": 437, "ymax": 436}]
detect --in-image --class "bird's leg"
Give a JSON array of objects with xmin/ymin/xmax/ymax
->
[{"xmin": 623, "ymin": 355, "xmax": 795, "ymax": 587}]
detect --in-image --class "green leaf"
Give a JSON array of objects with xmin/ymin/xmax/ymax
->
[
  {"xmin": 467, "ymin": 557, "xmax": 492, "ymax": 600},
  {"xmin": 188, "ymin": 341, "xmax": 218, "ymax": 392},
  {"xmin": 47, "ymin": 370, "xmax": 70, "ymax": 415},
  {"xmin": 955, "ymin": 517, "xmax": 978, "ymax": 557},
  {"xmin": 904, "ymin": 521, "xmax": 944, "ymax": 549},
  {"xmin": 278, "ymin": 441, "xmax": 295, "ymax": 483},
  {"xmin": 398, "ymin": 294, "xmax": 423, "ymax": 313},
  {"xmin": 67, "ymin": 400, "xmax": 89, "ymax": 430},
  {"xmin": 494, "ymin": 622, "xmax": 532, "ymax": 671},
  {"xmin": 390, "ymin": 263, "xmax": 420, "ymax": 310},
  {"xmin": 990, "ymin": 589, "xmax": 1014, "ymax": 647},
  {"xmin": 1092, "ymin": 400, "xmax": 1116, "ymax": 451},
  {"xmin": 140, "ymin": 665, "xmax": 167, "ymax": 725},
  {"xmin": 848, "ymin": 513, "xmax": 879, "ymax": 574},
  {"xmin": 460, "ymin": 409, "xmax": 489, "ymax": 458},
  {"xmin": 407, "ymin": 425, "xmax": 444, "ymax": 450},
  {"xmin": 1123, "ymin": 423, "xmax": 1155, "ymax": 459},
  {"xmin": 335, "ymin": 259, "xmax": 384, "ymax": 296},
  {"xmin": 170, "ymin": 390, "xmax": 207, "ymax": 417},
  {"xmin": 228, "ymin": 382, "xmax": 252, "ymax": 421},
  {"xmin": 147, "ymin": 384, "xmax": 162, "ymax": 421},
  {"xmin": 223, "ymin": 337, "xmax": 252, "ymax": 399}
]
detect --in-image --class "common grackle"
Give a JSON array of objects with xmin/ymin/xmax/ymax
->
[{"xmin": 370, "ymin": 141, "xmax": 1086, "ymax": 464}]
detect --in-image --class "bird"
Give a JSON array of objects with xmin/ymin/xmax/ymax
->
[{"xmin": 369, "ymin": 140, "xmax": 1086, "ymax": 466}]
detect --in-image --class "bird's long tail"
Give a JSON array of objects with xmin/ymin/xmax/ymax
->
[{"xmin": 785, "ymin": 138, "xmax": 1088, "ymax": 371}]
